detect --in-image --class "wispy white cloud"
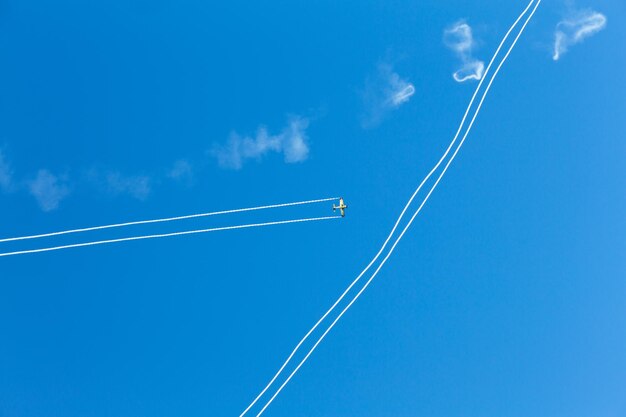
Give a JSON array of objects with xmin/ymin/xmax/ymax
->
[
  {"xmin": 28, "ymin": 169, "xmax": 71, "ymax": 212},
  {"xmin": 389, "ymin": 75, "xmax": 416, "ymax": 107},
  {"xmin": 553, "ymin": 9, "xmax": 606, "ymax": 61},
  {"xmin": 0, "ymin": 151, "xmax": 13, "ymax": 193},
  {"xmin": 86, "ymin": 167, "xmax": 152, "ymax": 200},
  {"xmin": 361, "ymin": 63, "xmax": 415, "ymax": 128},
  {"xmin": 167, "ymin": 159, "xmax": 194, "ymax": 183},
  {"xmin": 105, "ymin": 171, "xmax": 151, "ymax": 200},
  {"xmin": 212, "ymin": 116, "xmax": 310, "ymax": 170},
  {"xmin": 444, "ymin": 21, "xmax": 485, "ymax": 83}
]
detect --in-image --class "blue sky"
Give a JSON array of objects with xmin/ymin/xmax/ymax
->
[{"xmin": 1, "ymin": 0, "xmax": 625, "ymax": 416}]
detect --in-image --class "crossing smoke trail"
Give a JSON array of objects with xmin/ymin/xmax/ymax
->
[
  {"xmin": 240, "ymin": 1, "xmax": 542, "ymax": 415},
  {"xmin": 0, "ymin": 197, "xmax": 339, "ymax": 244},
  {"xmin": 0, "ymin": 216, "xmax": 340, "ymax": 258}
]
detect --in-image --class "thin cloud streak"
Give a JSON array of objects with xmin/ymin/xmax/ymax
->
[
  {"xmin": 387, "ymin": 71, "xmax": 416, "ymax": 107},
  {"xmin": 444, "ymin": 21, "xmax": 485, "ymax": 83},
  {"xmin": 391, "ymin": 84, "xmax": 415, "ymax": 106},
  {"xmin": 553, "ymin": 9, "xmax": 606, "ymax": 60},
  {"xmin": 212, "ymin": 116, "xmax": 310, "ymax": 170}
]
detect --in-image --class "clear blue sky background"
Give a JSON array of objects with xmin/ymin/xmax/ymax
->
[{"xmin": 1, "ymin": 0, "xmax": 625, "ymax": 416}]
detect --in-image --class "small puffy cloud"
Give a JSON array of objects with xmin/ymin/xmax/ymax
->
[
  {"xmin": 212, "ymin": 116, "xmax": 310, "ymax": 170},
  {"xmin": 361, "ymin": 63, "xmax": 415, "ymax": 128},
  {"xmin": 553, "ymin": 9, "xmax": 606, "ymax": 61},
  {"xmin": 28, "ymin": 169, "xmax": 71, "ymax": 212},
  {"xmin": 444, "ymin": 21, "xmax": 485, "ymax": 83},
  {"xmin": 0, "ymin": 151, "xmax": 13, "ymax": 192},
  {"xmin": 106, "ymin": 171, "xmax": 151, "ymax": 200}
]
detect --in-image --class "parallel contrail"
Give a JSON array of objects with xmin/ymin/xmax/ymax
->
[
  {"xmin": 242, "ymin": 1, "xmax": 542, "ymax": 415},
  {"xmin": 238, "ymin": 5, "xmax": 520, "ymax": 412},
  {"xmin": 0, "ymin": 197, "xmax": 339, "ymax": 244},
  {"xmin": 0, "ymin": 216, "xmax": 340, "ymax": 258}
]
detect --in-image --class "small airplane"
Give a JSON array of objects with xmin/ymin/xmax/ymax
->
[{"xmin": 333, "ymin": 197, "xmax": 347, "ymax": 217}]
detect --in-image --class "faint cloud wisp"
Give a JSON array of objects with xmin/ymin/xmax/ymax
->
[
  {"xmin": 389, "ymin": 74, "xmax": 416, "ymax": 107},
  {"xmin": 0, "ymin": 151, "xmax": 13, "ymax": 193},
  {"xmin": 444, "ymin": 21, "xmax": 485, "ymax": 83},
  {"xmin": 552, "ymin": 9, "xmax": 606, "ymax": 61},
  {"xmin": 28, "ymin": 169, "xmax": 71, "ymax": 212},
  {"xmin": 86, "ymin": 168, "xmax": 152, "ymax": 201},
  {"xmin": 105, "ymin": 172, "xmax": 151, "ymax": 200},
  {"xmin": 361, "ymin": 63, "xmax": 415, "ymax": 128},
  {"xmin": 168, "ymin": 159, "xmax": 194, "ymax": 184},
  {"xmin": 212, "ymin": 116, "xmax": 310, "ymax": 170}
]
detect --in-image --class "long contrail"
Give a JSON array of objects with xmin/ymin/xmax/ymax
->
[
  {"xmin": 237, "ymin": 2, "xmax": 530, "ymax": 413},
  {"xmin": 243, "ymin": 1, "xmax": 542, "ymax": 415},
  {"xmin": 0, "ymin": 197, "xmax": 339, "ymax": 244},
  {"xmin": 0, "ymin": 216, "xmax": 340, "ymax": 258}
]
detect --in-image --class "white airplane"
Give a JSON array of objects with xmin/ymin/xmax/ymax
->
[{"xmin": 333, "ymin": 197, "xmax": 347, "ymax": 217}]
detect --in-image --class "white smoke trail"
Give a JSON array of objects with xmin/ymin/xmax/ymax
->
[
  {"xmin": 444, "ymin": 21, "xmax": 485, "ymax": 82},
  {"xmin": 552, "ymin": 8, "xmax": 606, "ymax": 60},
  {"xmin": 0, "ymin": 216, "xmax": 340, "ymax": 258},
  {"xmin": 242, "ymin": 1, "xmax": 542, "ymax": 415},
  {"xmin": 0, "ymin": 197, "xmax": 339, "ymax": 244}
]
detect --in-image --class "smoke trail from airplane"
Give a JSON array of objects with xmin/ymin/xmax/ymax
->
[
  {"xmin": 253, "ymin": 3, "xmax": 542, "ymax": 415},
  {"xmin": 0, "ymin": 216, "xmax": 340, "ymax": 258},
  {"xmin": 0, "ymin": 197, "xmax": 339, "ymax": 244},
  {"xmin": 240, "ymin": 1, "xmax": 541, "ymax": 415}
]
